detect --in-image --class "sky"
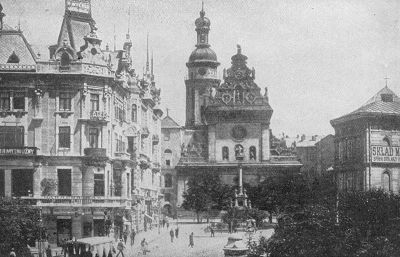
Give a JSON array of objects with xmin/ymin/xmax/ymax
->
[{"xmin": 3, "ymin": 0, "xmax": 400, "ymax": 137}]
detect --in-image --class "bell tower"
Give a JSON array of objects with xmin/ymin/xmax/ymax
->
[{"xmin": 185, "ymin": 3, "xmax": 220, "ymax": 128}]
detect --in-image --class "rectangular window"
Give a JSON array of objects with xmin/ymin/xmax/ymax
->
[
  {"xmin": 166, "ymin": 160, "xmax": 171, "ymax": 166},
  {"xmin": 0, "ymin": 126, "xmax": 24, "ymax": 147},
  {"xmin": 90, "ymin": 94, "xmax": 99, "ymax": 111},
  {"xmin": 94, "ymin": 174, "xmax": 105, "ymax": 196},
  {"xmin": 0, "ymin": 92, "xmax": 10, "ymax": 110},
  {"xmin": 131, "ymin": 104, "xmax": 137, "ymax": 122},
  {"xmin": 59, "ymin": 127, "xmax": 70, "ymax": 148},
  {"xmin": 0, "ymin": 170, "xmax": 4, "ymax": 196},
  {"xmin": 59, "ymin": 92, "xmax": 72, "ymax": 111},
  {"xmin": 89, "ymin": 128, "xmax": 99, "ymax": 148},
  {"xmin": 11, "ymin": 169, "xmax": 33, "ymax": 197},
  {"xmin": 13, "ymin": 92, "xmax": 25, "ymax": 110},
  {"xmin": 164, "ymin": 131, "xmax": 170, "ymax": 141},
  {"xmin": 57, "ymin": 169, "xmax": 71, "ymax": 196}
]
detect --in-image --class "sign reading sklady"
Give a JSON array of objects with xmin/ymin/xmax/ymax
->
[{"xmin": 371, "ymin": 146, "xmax": 400, "ymax": 163}]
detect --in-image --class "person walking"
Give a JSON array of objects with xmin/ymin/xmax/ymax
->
[
  {"xmin": 140, "ymin": 238, "xmax": 149, "ymax": 255},
  {"xmin": 46, "ymin": 245, "xmax": 52, "ymax": 257},
  {"xmin": 188, "ymin": 232, "xmax": 194, "ymax": 248},
  {"xmin": 175, "ymin": 227, "xmax": 179, "ymax": 239},
  {"xmin": 130, "ymin": 229, "xmax": 136, "ymax": 246},
  {"xmin": 123, "ymin": 231, "xmax": 128, "ymax": 245},
  {"xmin": 210, "ymin": 227, "xmax": 215, "ymax": 237},
  {"xmin": 169, "ymin": 228, "xmax": 174, "ymax": 243}
]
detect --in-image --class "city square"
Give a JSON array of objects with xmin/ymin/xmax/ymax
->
[{"xmin": 1, "ymin": 0, "xmax": 400, "ymax": 257}]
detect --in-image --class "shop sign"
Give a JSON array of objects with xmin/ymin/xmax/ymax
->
[{"xmin": 371, "ymin": 146, "xmax": 400, "ymax": 163}]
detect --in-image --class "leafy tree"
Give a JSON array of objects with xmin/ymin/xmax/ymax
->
[
  {"xmin": 0, "ymin": 197, "xmax": 42, "ymax": 257},
  {"xmin": 182, "ymin": 171, "xmax": 232, "ymax": 222}
]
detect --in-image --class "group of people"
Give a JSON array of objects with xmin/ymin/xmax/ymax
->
[{"xmin": 169, "ymin": 227, "xmax": 179, "ymax": 242}]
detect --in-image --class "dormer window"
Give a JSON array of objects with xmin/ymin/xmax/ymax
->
[
  {"xmin": 60, "ymin": 52, "xmax": 71, "ymax": 67},
  {"xmin": 381, "ymin": 94, "xmax": 393, "ymax": 102},
  {"xmin": 7, "ymin": 51, "xmax": 20, "ymax": 63}
]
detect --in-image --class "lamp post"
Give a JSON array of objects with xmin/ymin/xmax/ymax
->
[{"xmin": 38, "ymin": 207, "xmax": 43, "ymax": 257}]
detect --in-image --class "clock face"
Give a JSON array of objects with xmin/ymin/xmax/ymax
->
[
  {"xmin": 198, "ymin": 67, "xmax": 207, "ymax": 76},
  {"xmin": 231, "ymin": 126, "xmax": 247, "ymax": 141}
]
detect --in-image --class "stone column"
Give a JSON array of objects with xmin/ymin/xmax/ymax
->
[
  {"xmin": 4, "ymin": 169, "xmax": 12, "ymax": 197},
  {"xmin": 261, "ymin": 124, "xmax": 270, "ymax": 161},
  {"xmin": 33, "ymin": 166, "xmax": 42, "ymax": 197},
  {"xmin": 121, "ymin": 167, "xmax": 127, "ymax": 199},
  {"xmin": 82, "ymin": 166, "xmax": 94, "ymax": 197}
]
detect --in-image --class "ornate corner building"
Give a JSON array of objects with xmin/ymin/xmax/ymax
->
[
  {"xmin": 161, "ymin": 6, "xmax": 302, "ymax": 215},
  {"xmin": 331, "ymin": 86, "xmax": 400, "ymax": 192},
  {"xmin": 0, "ymin": 0, "xmax": 163, "ymax": 244}
]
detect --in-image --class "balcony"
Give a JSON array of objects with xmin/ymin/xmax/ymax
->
[
  {"xmin": 90, "ymin": 110, "xmax": 109, "ymax": 122},
  {"xmin": 21, "ymin": 196, "xmax": 131, "ymax": 208},
  {"xmin": 0, "ymin": 147, "xmax": 37, "ymax": 156},
  {"xmin": 114, "ymin": 152, "xmax": 131, "ymax": 160},
  {"xmin": 84, "ymin": 148, "xmax": 107, "ymax": 157}
]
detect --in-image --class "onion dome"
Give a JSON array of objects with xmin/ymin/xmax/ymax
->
[
  {"xmin": 189, "ymin": 47, "xmax": 217, "ymax": 63},
  {"xmin": 195, "ymin": 7, "xmax": 210, "ymax": 29}
]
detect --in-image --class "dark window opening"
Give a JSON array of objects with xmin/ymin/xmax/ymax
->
[
  {"xmin": 0, "ymin": 92, "xmax": 10, "ymax": 110},
  {"xmin": 0, "ymin": 170, "xmax": 4, "ymax": 197},
  {"xmin": 13, "ymin": 93, "xmax": 25, "ymax": 110},
  {"xmin": 113, "ymin": 170, "xmax": 122, "ymax": 197},
  {"xmin": 381, "ymin": 94, "xmax": 394, "ymax": 102},
  {"xmin": 165, "ymin": 173, "xmax": 172, "ymax": 188},
  {"xmin": 83, "ymin": 222, "xmax": 92, "ymax": 237},
  {"xmin": 59, "ymin": 92, "xmax": 72, "ymax": 111},
  {"xmin": 235, "ymin": 144, "xmax": 244, "ymax": 160},
  {"xmin": 58, "ymin": 169, "xmax": 71, "ymax": 196},
  {"xmin": 166, "ymin": 160, "xmax": 171, "ymax": 166},
  {"xmin": 89, "ymin": 128, "xmax": 99, "ymax": 148},
  {"xmin": 7, "ymin": 51, "xmax": 20, "ymax": 63},
  {"xmin": 164, "ymin": 193, "xmax": 171, "ymax": 202},
  {"xmin": 94, "ymin": 174, "xmax": 105, "ymax": 196},
  {"xmin": 222, "ymin": 146, "xmax": 229, "ymax": 160},
  {"xmin": 56, "ymin": 219, "xmax": 72, "ymax": 246},
  {"xmin": 60, "ymin": 52, "xmax": 70, "ymax": 67},
  {"xmin": 59, "ymin": 126, "xmax": 71, "ymax": 148},
  {"xmin": 234, "ymin": 86, "xmax": 244, "ymax": 104},
  {"xmin": 132, "ymin": 104, "xmax": 137, "ymax": 122},
  {"xmin": 0, "ymin": 126, "xmax": 24, "ymax": 147},
  {"xmin": 12, "ymin": 169, "xmax": 33, "ymax": 197},
  {"xmin": 249, "ymin": 146, "xmax": 256, "ymax": 160},
  {"xmin": 90, "ymin": 94, "xmax": 100, "ymax": 111}
]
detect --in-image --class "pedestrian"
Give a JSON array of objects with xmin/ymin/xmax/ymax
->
[
  {"xmin": 46, "ymin": 245, "xmax": 52, "ymax": 257},
  {"xmin": 140, "ymin": 238, "xmax": 149, "ymax": 255},
  {"xmin": 130, "ymin": 229, "xmax": 136, "ymax": 246},
  {"xmin": 115, "ymin": 239, "xmax": 125, "ymax": 257},
  {"xmin": 175, "ymin": 227, "xmax": 179, "ymax": 239},
  {"xmin": 169, "ymin": 228, "xmax": 174, "ymax": 242},
  {"xmin": 10, "ymin": 248, "xmax": 16, "ymax": 257},
  {"xmin": 188, "ymin": 232, "xmax": 194, "ymax": 248},
  {"xmin": 123, "ymin": 231, "xmax": 128, "ymax": 245},
  {"xmin": 210, "ymin": 227, "xmax": 215, "ymax": 237},
  {"xmin": 162, "ymin": 219, "xmax": 166, "ymax": 228}
]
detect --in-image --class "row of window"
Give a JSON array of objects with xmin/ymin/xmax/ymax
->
[
  {"xmin": 222, "ymin": 145, "xmax": 257, "ymax": 161},
  {"xmin": 0, "ymin": 92, "xmax": 25, "ymax": 111},
  {"xmin": 115, "ymin": 133, "xmax": 126, "ymax": 152},
  {"xmin": 338, "ymin": 137, "xmax": 361, "ymax": 161}
]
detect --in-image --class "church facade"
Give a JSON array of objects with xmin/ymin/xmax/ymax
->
[{"xmin": 174, "ymin": 7, "xmax": 301, "ymax": 207}]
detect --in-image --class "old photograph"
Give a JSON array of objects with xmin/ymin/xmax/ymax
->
[{"xmin": 1, "ymin": 0, "xmax": 400, "ymax": 256}]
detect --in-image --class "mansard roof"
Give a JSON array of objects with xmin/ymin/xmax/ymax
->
[
  {"xmin": 331, "ymin": 86, "xmax": 400, "ymax": 126},
  {"xmin": 0, "ymin": 25, "xmax": 36, "ymax": 71}
]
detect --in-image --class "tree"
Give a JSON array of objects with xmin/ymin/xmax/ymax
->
[
  {"xmin": 182, "ymin": 171, "xmax": 232, "ymax": 222},
  {"xmin": 0, "ymin": 198, "xmax": 42, "ymax": 257}
]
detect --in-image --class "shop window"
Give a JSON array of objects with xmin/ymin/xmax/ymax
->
[
  {"xmin": 89, "ymin": 128, "xmax": 99, "ymax": 148},
  {"xmin": 0, "ymin": 126, "xmax": 24, "ymax": 147},
  {"xmin": 222, "ymin": 146, "xmax": 229, "ymax": 160},
  {"xmin": 165, "ymin": 173, "xmax": 172, "ymax": 188},
  {"xmin": 249, "ymin": 146, "xmax": 256, "ymax": 160},
  {"xmin": 90, "ymin": 94, "xmax": 100, "ymax": 112},
  {"xmin": 0, "ymin": 92, "xmax": 10, "ymax": 110},
  {"xmin": 83, "ymin": 222, "xmax": 92, "ymax": 237},
  {"xmin": 59, "ymin": 126, "xmax": 70, "ymax": 148},
  {"xmin": 59, "ymin": 92, "xmax": 72, "ymax": 111},
  {"xmin": 94, "ymin": 174, "xmax": 105, "ymax": 196},
  {"xmin": 57, "ymin": 169, "xmax": 71, "ymax": 196},
  {"xmin": 132, "ymin": 104, "xmax": 137, "ymax": 122},
  {"xmin": 11, "ymin": 169, "xmax": 33, "ymax": 197}
]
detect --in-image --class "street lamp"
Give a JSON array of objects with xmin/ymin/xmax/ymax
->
[{"xmin": 38, "ymin": 207, "xmax": 43, "ymax": 257}]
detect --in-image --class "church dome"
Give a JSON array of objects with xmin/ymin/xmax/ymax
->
[{"xmin": 188, "ymin": 47, "xmax": 217, "ymax": 63}]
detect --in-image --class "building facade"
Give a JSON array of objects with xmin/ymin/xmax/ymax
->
[
  {"xmin": 331, "ymin": 86, "xmax": 400, "ymax": 192},
  {"xmin": 173, "ymin": 7, "xmax": 301, "ymax": 208},
  {"xmin": 0, "ymin": 0, "xmax": 163, "ymax": 244}
]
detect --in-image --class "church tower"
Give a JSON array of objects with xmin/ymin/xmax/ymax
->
[{"xmin": 185, "ymin": 4, "xmax": 220, "ymax": 128}]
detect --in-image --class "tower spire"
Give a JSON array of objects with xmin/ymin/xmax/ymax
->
[
  {"xmin": 151, "ymin": 50, "xmax": 154, "ymax": 77},
  {"xmin": 146, "ymin": 33, "xmax": 150, "ymax": 74},
  {"xmin": 128, "ymin": 5, "xmax": 130, "ymax": 35},
  {"xmin": 113, "ymin": 24, "xmax": 116, "ymax": 51}
]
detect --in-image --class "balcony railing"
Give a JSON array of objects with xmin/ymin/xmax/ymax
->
[
  {"xmin": 21, "ymin": 196, "xmax": 131, "ymax": 208},
  {"xmin": 84, "ymin": 148, "xmax": 107, "ymax": 157},
  {"xmin": 0, "ymin": 147, "xmax": 37, "ymax": 156},
  {"xmin": 114, "ymin": 152, "xmax": 131, "ymax": 160},
  {"xmin": 270, "ymin": 155, "xmax": 299, "ymax": 162},
  {"xmin": 90, "ymin": 110, "xmax": 109, "ymax": 122}
]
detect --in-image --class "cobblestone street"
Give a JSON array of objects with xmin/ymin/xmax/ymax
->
[{"xmin": 125, "ymin": 223, "xmax": 274, "ymax": 257}]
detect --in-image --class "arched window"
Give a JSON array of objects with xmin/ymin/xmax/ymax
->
[
  {"xmin": 235, "ymin": 144, "xmax": 244, "ymax": 160},
  {"xmin": 165, "ymin": 173, "xmax": 172, "ymax": 188},
  {"xmin": 234, "ymin": 85, "xmax": 244, "ymax": 104},
  {"xmin": 60, "ymin": 52, "xmax": 70, "ymax": 67},
  {"xmin": 382, "ymin": 171, "xmax": 391, "ymax": 192},
  {"xmin": 222, "ymin": 146, "xmax": 229, "ymax": 160},
  {"xmin": 131, "ymin": 104, "xmax": 137, "ymax": 122},
  {"xmin": 249, "ymin": 146, "xmax": 256, "ymax": 160},
  {"xmin": 164, "ymin": 149, "xmax": 172, "ymax": 166}
]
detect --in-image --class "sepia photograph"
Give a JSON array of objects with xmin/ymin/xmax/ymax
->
[{"xmin": 1, "ymin": 0, "xmax": 400, "ymax": 256}]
